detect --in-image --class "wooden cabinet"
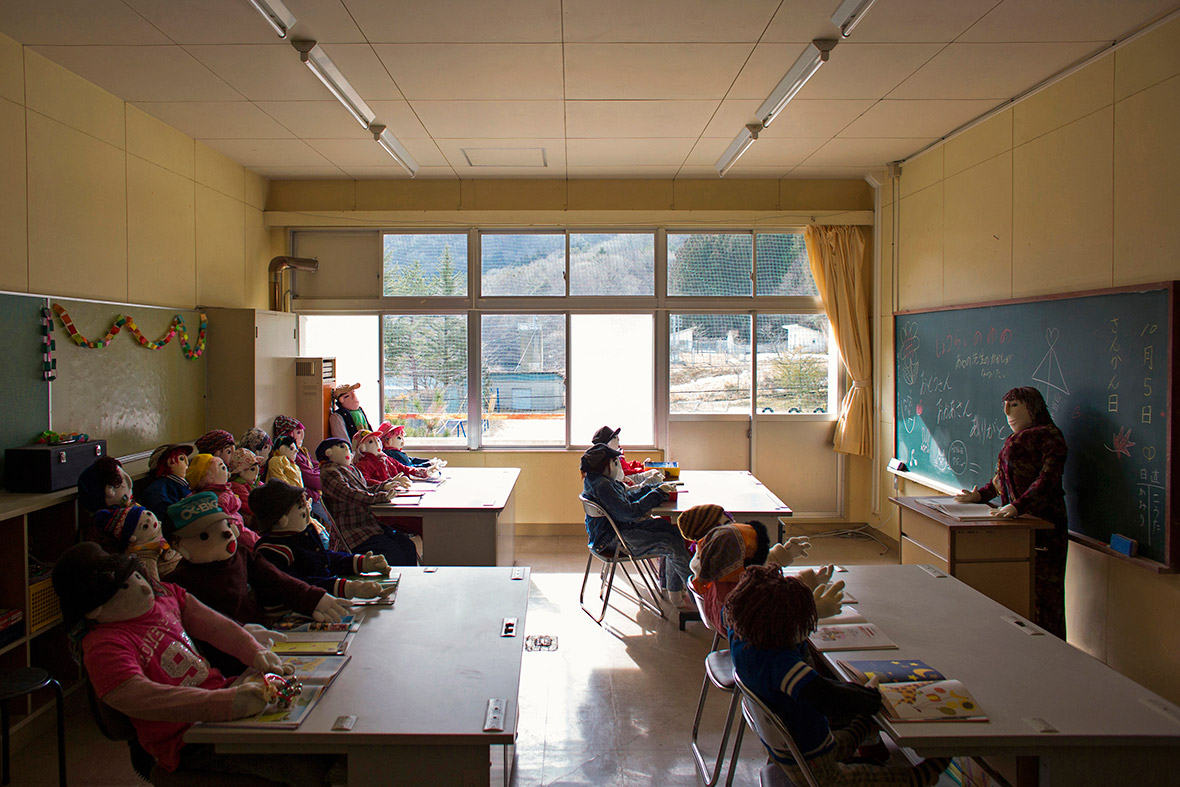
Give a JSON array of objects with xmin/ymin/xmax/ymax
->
[{"xmin": 204, "ymin": 308, "xmax": 298, "ymax": 437}]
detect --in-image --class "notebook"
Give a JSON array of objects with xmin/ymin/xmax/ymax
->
[{"xmin": 808, "ymin": 623, "xmax": 897, "ymax": 651}]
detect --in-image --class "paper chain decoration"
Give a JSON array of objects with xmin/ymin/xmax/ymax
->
[
  {"xmin": 51, "ymin": 304, "xmax": 207, "ymax": 359},
  {"xmin": 40, "ymin": 307, "xmax": 57, "ymax": 381}
]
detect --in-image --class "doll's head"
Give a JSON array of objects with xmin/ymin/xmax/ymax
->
[
  {"xmin": 240, "ymin": 427, "xmax": 273, "ymax": 456},
  {"xmin": 186, "ymin": 453, "xmax": 229, "ymax": 489},
  {"xmin": 1002, "ymin": 386, "xmax": 1052, "ymax": 433},
  {"xmin": 377, "ymin": 422, "xmax": 404, "ymax": 451},
  {"xmin": 77, "ymin": 456, "xmax": 134, "ymax": 513},
  {"xmin": 273, "ymin": 415, "xmax": 306, "ymax": 448},
  {"xmin": 271, "ymin": 435, "xmax": 298, "ymax": 461},
  {"xmin": 228, "ymin": 448, "xmax": 263, "ymax": 485},
  {"xmin": 195, "ymin": 430, "xmax": 236, "ymax": 466},
  {"xmin": 591, "ymin": 425, "xmax": 622, "ymax": 451},
  {"xmin": 677, "ymin": 504, "xmax": 732, "ymax": 542},
  {"xmin": 149, "ymin": 444, "xmax": 195, "ymax": 479},
  {"xmin": 352, "ymin": 430, "xmax": 383, "ymax": 457},
  {"xmin": 249, "ymin": 480, "xmax": 310, "ymax": 534},
  {"xmin": 723, "ymin": 565, "xmax": 817, "ymax": 650},
  {"xmin": 579, "ymin": 443, "xmax": 622, "ymax": 479},
  {"xmin": 333, "ymin": 383, "xmax": 362, "ymax": 411},
  {"xmin": 167, "ymin": 492, "xmax": 237, "ymax": 563},
  {"xmin": 53, "ymin": 542, "xmax": 153, "ymax": 628},
  {"xmin": 316, "ymin": 438, "xmax": 352, "ymax": 466},
  {"xmin": 93, "ymin": 505, "xmax": 163, "ymax": 553},
  {"xmin": 696, "ymin": 522, "xmax": 770, "ymax": 584}
]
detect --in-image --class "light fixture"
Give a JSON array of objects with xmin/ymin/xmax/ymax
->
[
  {"xmin": 370, "ymin": 124, "xmax": 419, "ymax": 177},
  {"xmin": 246, "ymin": 0, "xmax": 297, "ymax": 39},
  {"xmin": 756, "ymin": 39, "xmax": 837, "ymax": 128},
  {"xmin": 830, "ymin": 0, "xmax": 879, "ymax": 38},
  {"xmin": 292, "ymin": 40, "xmax": 377, "ymax": 130},
  {"xmin": 715, "ymin": 123, "xmax": 762, "ymax": 177}
]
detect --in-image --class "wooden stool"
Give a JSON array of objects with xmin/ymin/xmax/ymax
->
[{"xmin": 0, "ymin": 667, "xmax": 66, "ymax": 786}]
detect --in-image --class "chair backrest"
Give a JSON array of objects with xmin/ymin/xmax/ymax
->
[
  {"xmin": 687, "ymin": 577, "xmax": 714, "ymax": 631},
  {"xmin": 733, "ymin": 672, "xmax": 822, "ymax": 787},
  {"xmin": 579, "ymin": 493, "xmax": 643, "ymax": 556}
]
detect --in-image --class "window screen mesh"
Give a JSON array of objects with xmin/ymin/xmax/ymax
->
[
  {"xmin": 481, "ymin": 234, "xmax": 565, "ymax": 296},
  {"xmin": 669, "ymin": 313, "xmax": 751, "ymax": 413},
  {"xmin": 668, "ymin": 234, "xmax": 753, "ymax": 297},
  {"xmin": 481, "ymin": 314, "xmax": 566, "ymax": 444},
  {"xmin": 383, "ymin": 234, "xmax": 468, "ymax": 296},
  {"xmin": 569, "ymin": 233, "xmax": 655, "ymax": 296},
  {"xmin": 382, "ymin": 315, "xmax": 468, "ymax": 441},
  {"xmin": 756, "ymin": 314, "xmax": 831, "ymax": 413},
  {"xmin": 755, "ymin": 233, "xmax": 817, "ymax": 296}
]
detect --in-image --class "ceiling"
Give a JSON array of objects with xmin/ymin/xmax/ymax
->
[{"xmin": 1, "ymin": 0, "xmax": 1176, "ymax": 180}]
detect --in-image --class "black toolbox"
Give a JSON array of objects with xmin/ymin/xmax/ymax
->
[{"xmin": 5, "ymin": 440, "xmax": 108, "ymax": 493}]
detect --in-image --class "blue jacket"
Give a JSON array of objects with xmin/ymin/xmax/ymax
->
[
  {"xmin": 256, "ymin": 525, "xmax": 362, "ymax": 597},
  {"xmin": 142, "ymin": 475, "xmax": 190, "ymax": 531},
  {"xmin": 582, "ymin": 472, "xmax": 669, "ymax": 549},
  {"xmin": 383, "ymin": 447, "xmax": 432, "ymax": 468}
]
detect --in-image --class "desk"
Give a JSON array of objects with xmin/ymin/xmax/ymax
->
[
  {"xmin": 188, "ymin": 566, "xmax": 530, "ymax": 786},
  {"xmin": 653, "ymin": 470, "xmax": 793, "ymax": 525},
  {"xmin": 891, "ymin": 496, "xmax": 1052, "ymax": 618},
  {"xmin": 373, "ymin": 468, "xmax": 520, "ymax": 567},
  {"xmin": 822, "ymin": 565, "xmax": 1180, "ymax": 786}
]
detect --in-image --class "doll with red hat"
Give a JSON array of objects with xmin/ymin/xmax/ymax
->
[
  {"xmin": 379, "ymin": 421, "xmax": 445, "ymax": 469},
  {"xmin": 51, "ymin": 542, "xmax": 330, "ymax": 784},
  {"xmin": 92, "ymin": 505, "xmax": 178, "ymax": 582},
  {"xmin": 353, "ymin": 429, "xmax": 433, "ymax": 485},
  {"xmin": 327, "ymin": 382, "xmax": 373, "ymax": 442},
  {"xmin": 186, "ymin": 453, "xmax": 259, "ymax": 551},
  {"xmin": 141, "ymin": 444, "xmax": 195, "ymax": 530}
]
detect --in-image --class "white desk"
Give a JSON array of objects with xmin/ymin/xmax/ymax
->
[
  {"xmin": 822, "ymin": 565, "xmax": 1180, "ymax": 786},
  {"xmin": 188, "ymin": 566, "xmax": 530, "ymax": 786},
  {"xmin": 652, "ymin": 470, "xmax": 793, "ymax": 523},
  {"xmin": 373, "ymin": 467, "xmax": 520, "ymax": 567}
]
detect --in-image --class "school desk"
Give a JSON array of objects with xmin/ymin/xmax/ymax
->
[
  {"xmin": 891, "ymin": 496, "xmax": 1052, "ymax": 617},
  {"xmin": 372, "ymin": 467, "xmax": 520, "ymax": 567},
  {"xmin": 821, "ymin": 564, "xmax": 1180, "ymax": 786},
  {"xmin": 652, "ymin": 470, "xmax": 793, "ymax": 530},
  {"xmin": 187, "ymin": 566, "xmax": 530, "ymax": 786}
]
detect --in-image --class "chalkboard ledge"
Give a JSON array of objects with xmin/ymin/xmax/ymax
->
[
  {"xmin": 887, "ymin": 466, "xmax": 960, "ymax": 496},
  {"xmin": 1069, "ymin": 532, "xmax": 1176, "ymax": 574}
]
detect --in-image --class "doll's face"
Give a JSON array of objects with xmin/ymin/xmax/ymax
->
[
  {"xmin": 174, "ymin": 517, "xmax": 237, "ymax": 563},
  {"xmin": 608, "ymin": 457, "xmax": 624, "ymax": 482},
  {"xmin": 607, "ymin": 436, "xmax": 620, "ymax": 451},
  {"xmin": 292, "ymin": 428, "xmax": 305, "ymax": 448},
  {"xmin": 1004, "ymin": 398, "xmax": 1032, "ymax": 433},
  {"xmin": 106, "ymin": 468, "xmax": 134, "ymax": 507},
  {"xmin": 168, "ymin": 452, "xmax": 190, "ymax": 477},
  {"xmin": 324, "ymin": 443, "xmax": 353, "ymax": 466},
  {"xmin": 86, "ymin": 571, "xmax": 154, "ymax": 623},
  {"xmin": 128, "ymin": 511, "xmax": 162, "ymax": 545},
  {"xmin": 238, "ymin": 462, "xmax": 261, "ymax": 484},
  {"xmin": 276, "ymin": 443, "xmax": 297, "ymax": 460},
  {"xmin": 338, "ymin": 391, "xmax": 360, "ymax": 411},
  {"xmin": 357, "ymin": 435, "xmax": 381, "ymax": 456},
  {"xmin": 213, "ymin": 445, "xmax": 235, "ymax": 466},
  {"xmin": 273, "ymin": 494, "xmax": 312, "ymax": 534},
  {"xmin": 384, "ymin": 431, "xmax": 405, "ymax": 450},
  {"xmin": 204, "ymin": 457, "xmax": 230, "ymax": 486}
]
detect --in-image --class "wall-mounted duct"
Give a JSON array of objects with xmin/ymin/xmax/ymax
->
[{"xmin": 269, "ymin": 256, "xmax": 319, "ymax": 312}]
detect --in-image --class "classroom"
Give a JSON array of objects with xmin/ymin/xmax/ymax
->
[{"xmin": 1, "ymin": 1, "xmax": 1178, "ymax": 786}]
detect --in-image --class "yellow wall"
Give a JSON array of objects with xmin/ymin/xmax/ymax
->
[
  {"xmin": 0, "ymin": 33, "xmax": 271, "ymax": 311},
  {"xmin": 884, "ymin": 17, "xmax": 1180, "ymax": 704}
]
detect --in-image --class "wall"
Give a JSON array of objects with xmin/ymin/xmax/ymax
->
[
  {"xmin": 884, "ymin": 16, "xmax": 1180, "ymax": 704},
  {"xmin": 0, "ymin": 33, "xmax": 271, "ymax": 312}
]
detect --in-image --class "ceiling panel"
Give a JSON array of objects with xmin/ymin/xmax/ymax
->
[
  {"xmin": 701, "ymin": 98, "xmax": 875, "ymax": 138},
  {"xmin": 29, "ymin": 45, "xmax": 242, "ymax": 101},
  {"xmin": 131, "ymin": 101, "xmax": 295, "ymax": 139},
  {"xmin": 341, "ymin": 165, "xmax": 454, "ymax": 179},
  {"xmin": 567, "ymin": 166, "xmax": 682, "ymax": 178},
  {"xmin": 567, "ymin": 138, "xmax": 696, "ymax": 167},
  {"xmin": 372, "ymin": 44, "xmax": 564, "ymax": 100},
  {"xmin": 121, "ymin": 0, "xmax": 366, "ymax": 45},
  {"xmin": 413, "ymin": 100, "xmax": 566, "ymax": 139},
  {"xmin": 565, "ymin": 100, "xmax": 719, "ymax": 139},
  {"xmin": 838, "ymin": 99, "xmax": 998, "ymax": 138},
  {"xmin": 888, "ymin": 42, "xmax": 1103, "ymax": 99},
  {"xmin": 765, "ymin": 0, "xmax": 999, "ymax": 44},
  {"xmin": 565, "ymin": 44, "xmax": 752, "ymax": 100},
  {"xmin": 307, "ymin": 137, "xmax": 445, "ymax": 168},
  {"xmin": 802, "ymin": 137, "xmax": 936, "ymax": 167},
  {"xmin": 248, "ymin": 165, "xmax": 348, "ymax": 178},
  {"xmin": 563, "ymin": 0, "xmax": 780, "ymax": 43},
  {"xmin": 732, "ymin": 42, "xmax": 947, "ymax": 101},
  {"xmin": 254, "ymin": 99, "xmax": 429, "ymax": 140},
  {"xmin": 959, "ymin": 0, "xmax": 1178, "ymax": 43},
  {"xmin": 433, "ymin": 137, "xmax": 567, "ymax": 173},
  {"xmin": 0, "ymin": 0, "xmax": 170, "ymax": 45},
  {"xmin": 684, "ymin": 136, "xmax": 826, "ymax": 168},
  {"xmin": 200, "ymin": 137, "xmax": 336, "ymax": 167},
  {"xmin": 345, "ymin": 0, "xmax": 562, "ymax": 43}
]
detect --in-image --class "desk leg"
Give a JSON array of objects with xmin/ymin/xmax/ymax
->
[{"xmin": 349, "ymin": 744, "xmax": 491, "ymax": 786}]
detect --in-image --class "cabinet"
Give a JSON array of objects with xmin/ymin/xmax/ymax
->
[{"xmin": 204, "ymin": 308, "xmax": 298, "ymax": 437}]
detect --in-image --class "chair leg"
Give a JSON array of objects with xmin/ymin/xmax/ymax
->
[
  {"xmin": 690, "ymin": 681, "xmax": 742, "ymax": 787},
  {"xmin": 724, "ymin": 714, "xmax": 746, "ymax": 787},
  {"xmin": 52, "ymin": 679, "xmax": 66, "ymax": 787},
  {"xmin": 578, "ymin": 553, "xmax": 595, "ymax": 606},
  {"xmin": 2, "ymin": 698, "xmax": 9, "ymax": 787},
  {"xmin": 619, "ymin": 557, "xmax": 666, "ymax": 618}
]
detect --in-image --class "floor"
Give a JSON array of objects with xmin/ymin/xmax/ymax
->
[{"xmin": 7, "ymin": 529, "xmax": 899, "ymax": 786}]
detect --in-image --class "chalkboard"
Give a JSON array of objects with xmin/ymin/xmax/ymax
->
[
  {"xmin": 894, "ymin": 283, "xmax": 1177, "ymax": 570},
  {"xmin": 0, "ymin": 294, "xmax": 50, "ymax": 481}
]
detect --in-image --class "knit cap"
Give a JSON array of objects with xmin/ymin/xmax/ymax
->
[
  {"xmin": 185, "ymin": 453, "xmax": 216, "ymax": 488},
  {"xmin": 195, "ymin": 429, "xmax": 235, "ymax": 455},
  {"xmin": 591, "ymin": 425, "xmax": 621, "ymax": 445},
  {"xmin": 52, "ymin": 542, "xmax": 138, "ymax": 628},
  {"xmin": 240, "ymin": 428, "xmax": 272, "ymax": 455},
  {"xmin": 76, "ymin": 456, "xmax": 127, "ymax": 513},
  {"xmin": 315, "ymin": 437, "xmax": 350, "ymax": 463},
  {"xmin": 696, "ymin": 525, "xmax": 747, "ymax": 584},
  {"xmin": 248, "ymin": 480, "xmax": 307, "ymax": 533},
  {"xmin": 677, "ymin": 504, "xmax": 727, "ymax": 541},
  {"xmin": 580, "ymin": 443, "xmax": 621, "ymax": 475},
  {"xmin": 148, "ymin": 443, "xmax": 194, "ymax": 476},
  {"xmin": 273, "ymin": 415, "xmax": 303, "ymax": 438},
  {"xmin": 167, "ymin": 492, "xmax": 228, "ymax": 537},
  {"xmin": 93, "ymin": 505, "xmax": 150, "ymax": 552}
]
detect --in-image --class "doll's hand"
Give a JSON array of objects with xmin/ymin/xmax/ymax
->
[
  {"xmin": 312, "ymin": 595, "xmax": 352, "ymax": 622},
  {"xmin": 344, "ymin": 580, "xmax": 386, "ymax": 599},
  {"xmin": 430, "ymin": 458, "xmax": 447, "ymax": 468},
  {"xmin": 813, "ymin": 580, "xmax": 845, "ymax": 619},
  {"xmin": 231, "ymin": 682, "xmax": 269, "ymax": 718},
  {"xmin": 251, "ymin": 648, "xmax": 288, "ymax": 676},
  {"xmin": 657, "ymin": 483, "xmax": 676, "ymax": 495},
  {"xmin": 991, "ymin": 504, "xmax": 1018, "ymax": 518},
  {"xmin": 242, "ymin": 624, "xmax": 288, "ymax": 650},
  {"xmin": 360, "ymin": 552, "xmax": 390, "ymax": 575},
  {"xmin": 391, "ymin": 473, "xmax": 411, "ymax": 489},
  {"xmin": 641, "ymin": 470, "xmax": 664, "ymax": 486},
  {"xmin": 768, "ymin": 537, "xmax": 811, "ymax": 567},
  {"xmin": 955, "ymin": 489, "xmax": 982, "ymax": 503},
  {"xmin": 794, "ymin": 564, "xmax": 835, "ymax": 590}
]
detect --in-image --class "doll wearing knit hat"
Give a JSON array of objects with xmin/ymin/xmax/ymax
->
[
  {"xmin": 186, "ymin": 453, "xmax": 258, "ymax": 551},
  {"xmin": 251, "ymin": 480, "xmax": 394, "ymax": 600},
  {"xmin": 141, "ymin": 444, "xmax": 195, "ymax": 530},
  {"xmin": 227, "ymin": 447, "xmax": 264, "ymax": 522},
  {"xmin": 77, "ymin": 456, "xmax": 135, "ymax": 514},
  {"xmin": 678, "ymin": 503, "xmax": 811, "ymax": 578},
  {"xmin": 92, "ymin": 505, "xmax": 177, "ymax": 582},
  {"xmin": 194, "ymin": 429, "xmax": 236, "ymax": 467}
]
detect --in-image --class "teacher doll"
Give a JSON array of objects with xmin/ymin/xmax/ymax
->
[{"xmin": 956, "ymin": 386, "xmax": 1068, "ymax": 639}]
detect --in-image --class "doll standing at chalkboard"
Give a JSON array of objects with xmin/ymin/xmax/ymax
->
[{"xmin": 956, "ymin": 386, "xmax": 1068, "ymax": 639}]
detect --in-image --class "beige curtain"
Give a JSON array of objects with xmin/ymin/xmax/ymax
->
[{"xmin": 805, "ymin": 225, "xmax": 872, "ymax": 456}]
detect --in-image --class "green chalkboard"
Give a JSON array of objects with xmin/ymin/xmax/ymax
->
[
  {"xmin": 894, "ymin": 283, "xmax": 1177, "ymax": 569},
  {"xmin": 0, "ymin": 294, "xmax": 50, "ymax": 481}
]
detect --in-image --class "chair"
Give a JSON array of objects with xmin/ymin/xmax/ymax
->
[
  {"xmin": 0, "ymin": 667, "xmax": 66, "ymax": 787},
  {"xmin": 578, "ymin": 494, "xmax": 667, "ymax": 623},
  {"xmin": 733, "ymin": 673, "xmax": 821, "ymax": 787},
  {"xmin": 687, "ymin": 580, "xmax": 745, "ymax": 787}
]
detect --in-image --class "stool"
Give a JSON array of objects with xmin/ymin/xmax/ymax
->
[{"xmin": 0, "ymin": 667, "xmax": 67, "ymax": 786}]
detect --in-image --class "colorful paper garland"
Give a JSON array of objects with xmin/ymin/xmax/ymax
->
[
  {"xmin": 40, "ymin": 307, "xmax": 57, "ymax": 381},
  {"xmin": 51, "ymin": 304, "xmax": 207, "ymax": 359}
]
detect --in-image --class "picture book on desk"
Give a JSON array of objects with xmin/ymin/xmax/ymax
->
[
  {"xmin": 278, "ymin": 655, "xmax": 351, "ymax": 686},
  {"xmin": 349, "ymin": 573, "xmax": 400, "ymax": 606},
  {"xmin": 838, "ymin": 659, "xmax": 945, "ymax": 685},
  {"xmin": 877, "ymin": 680, "xmax": 987, "ymax": 723},
  {"xmin": 271, "ymin": 630, "xmax": 351, "ymax": 655},
  {"xmin": 808, "ymin": 623, "xmax": 896, "ymax": 651},
  {"xmin": 206, "ymin": 684, "xmax": 326, "ymax": 729},
  {"xmin": 916, "ymin": 497, "xmax": 997, "ymax": 521}
]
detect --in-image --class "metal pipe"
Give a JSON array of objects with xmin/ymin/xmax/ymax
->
[{"xmin": 268, "ymin": 256, "xmax": 319, "ymax": 311}]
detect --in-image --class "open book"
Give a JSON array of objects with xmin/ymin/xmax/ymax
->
[
  {"xmin": 271, "ymin": 628, "xmax": 351, "ymax": 656},
  {"xmin": 917, "ymin": 497, "xmax": 997, "ymax": 521},
  {"xmin": 277, "ymin": 655, "xmax": 351, "ymax": 686},
  {"xmin": 205, "ymin": 684, "xmax": 326, "ymax": 729},
  {"xmin": 877, "ymin": 680, "xmax": 987, "ymax": 723},
  {"xmin": 838, "ymin": 659, "xmax": 945, "ymax": 684},
  {"xmin": 350, "ymin": 573, "xmax": 401, "ymax": 606},
  {"xmin": 808, "ymin": 623, "xmax": 896, "ymax": 652}
]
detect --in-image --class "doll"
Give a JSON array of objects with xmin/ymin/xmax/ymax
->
[
  {"xmin": 141, "ymin": 444, "xmax": 195, "ymax": 530},
  {"xmin": 591, "ymin": 425, "xmax": 661, "ymax": 486},
  {"xmin": 315, "ymin": 437, "xmax": 420, "ymax": 566},
  {"xmin": 92, "ymin": 505, "xmax": 179, "ymax": 582},
  {"xmin": 272, "ymin": 415, "xmax": 344, "ymax": 550},
  {"xmin": 227, "ymin": 447, "xmax": 264, "ymax": 520},
  {"xmin": 194, "ymin": 429, "xmax": 236, "ymax": 468},
  {"xmin": 678, "ymin": 503, "xmax": 811, "ymax": 576},
  {"xmin": 725, "ymin": 566, "xmax": 950, "ymax": 785},
  {"xmin": 352, "ymin": 429, "xmax": 428, "ymax": 485},
  {"xmin": 239, "ymin": 427, "xmax": 272, "ymax": 457},
  {"xmin": 267, "ymin": 435, "xmax": 304, "ymax": 488},
  {"xmin": 77, "ymin": 456, "xmax": 135, "ymax": 513},
  {"xmin": 327, "ymin": 382, "xmax": 373, "ymax": 442},
  {"xmin": 186, "ymin": 453, "xmax": 258, "ymax": 550},
  {"xmin": 250, "ymin": 480, "xmax": 395, "ymax": 600},
  {"xmin": 50, "ymin": 542, "xmax": 330, "ymax": 785},
  {"xmin": 378, "ymin": 422, "xmax": 445, "ymax": 469}
]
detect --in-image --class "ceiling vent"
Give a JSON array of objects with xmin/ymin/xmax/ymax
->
[{"xmin": 462, "ymin": 147, "xmax": 548, "ymax": 167}]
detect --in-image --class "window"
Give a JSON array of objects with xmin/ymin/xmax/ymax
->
[
  {"xmin": 668, "ymin": 233, "xmax": 752, "ymax": 297},
  {"xmin": 569, "ymin": 233, "xmax": 655, "ymax": 296},
  {"xmin": 382, "ymin": 315, "xmax": 468, "ymax": 446},
  {"xmin": 570, "ymin": 314, "xmax": 654, "ymax": 444},
  {"xmin": 481, "ymin": 314, "xmax": 566, "ymax": 445},
  {"xmin": 670, "ymin": 313, "xmax": 752, "ymax": 414},
  {"xmin": 756, "ymin": 233, "xmax": 817, "ymax": 296},
  {"xmin": 755, "ymin": 314, "xmax": 834, "ymax": 413},
  {"xmin": 300, "ymin": 315, "xmax": 380, "ymax": 420},
  {"xmin": 383, "ymin": 233, "xmax": 467, "ymax": 296},
  {"xmin": 481, "ymin": 233, "xmax": 565, "ymax": 296}
]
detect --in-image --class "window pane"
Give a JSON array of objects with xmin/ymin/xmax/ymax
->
[
  {"xmin": 481, "ymin": 233, "xmax": 565, "ymax": 296},
  {"xmin": 669, "ymin": 313, "xmax": 751, "ymax": 413},
  {"xmin": 569, "ymin": 233, "xmax": 655, "ymax": 296},
  {"xmin": 756, "ymin": 233, "xmax": 817, "ymax": 296},
  {"xmin": 571, "ymin": 315, "xmax": 654, "ymax": 445},
  {"xmin": 668, "ymin": 233, "xmax": 752, "ymax": 297},
  {"xmin": 382, "ymin": 315, "xmax": 468, "ymax": 446},
  {"xmin": 481, "ymin": 314, "xmax": 566, "ymax": 444},
  {"xmin": 383, "ymin": 234, "xmax": 468, "ymax": 296},
  {"xmin": 756, "ymin": 314, "xmax": 832, "ymax": 413},
  {"xmin": 299, "ymin": 315, "xmax": 380, "ymax": 423}
]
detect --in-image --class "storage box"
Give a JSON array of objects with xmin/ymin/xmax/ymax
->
[
  {"xmin": 0, "ymin": 608, "xmax": 22, "ymax": 648},
  {"xmin": 5, "ymin": 439, "xmax": 107, "ymax": 493},
  {"xmin": 28, "ymin": 579, "xmax": 62, "ymax": 632},
  {"xmin": 643, "ymin": 460, "xmax": 680, "ymax": 480}
]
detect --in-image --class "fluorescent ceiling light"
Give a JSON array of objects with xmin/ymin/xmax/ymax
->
[
  {"xmin": 371, "ymin": 124, "xmax": 419, "ymax": 177},
  {"xmin": 292, "ymin": 40, "xmax": 377, "ymax": 130},
  {"xmin": 246, "ymin": 0, "xmax": 297, "ymax": 39},
  {"xmin": 756, "ymin": 39, "xmax": 837, "ymax": 128},
  {"xmin": 715, "ymin": 123, "xmax": 762, "ymax": 177},
  {"xmin": 831, "ymin": 0, "xmax": 879, "ymax": 38}
]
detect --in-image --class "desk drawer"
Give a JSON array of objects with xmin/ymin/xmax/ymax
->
[
  {"xmin": 899, "ymin": 512, "xmax": 949, "ymax": 560},
  {"xmin": 954, "ymin": 528, "xmax": 1031, "ymax": 561},
  {"xmin": 901, "ymin": 537, "xmax": 950, "ymax": 573}
]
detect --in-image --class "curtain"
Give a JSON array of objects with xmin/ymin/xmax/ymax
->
[{"xmin": 805, "ymin": 225, "xmax": 872, "ymax": 456}]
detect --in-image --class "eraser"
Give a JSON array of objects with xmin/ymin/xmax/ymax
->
[
  {"xmin": 1110, "ymin": 534, "xmax": 1138, "ymax": 557},
  {"xmin": 887, "ymin": 458, "xmax": 907, "ymax": 472}
]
